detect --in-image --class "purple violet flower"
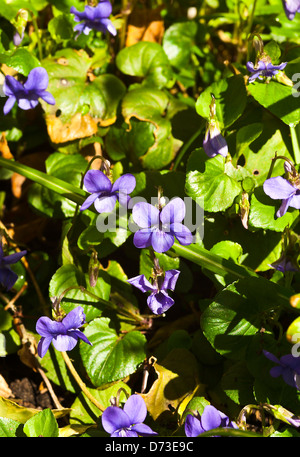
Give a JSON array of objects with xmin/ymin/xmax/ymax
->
[
  {"xmin": 128, "ymin": 269, "xmax": 180, "ymax": 315},
  {"xmin": 263, "ymin": 176, "xmax": 300, "ymax": 217},
  {"xmin": 263, "ymin": 350, "xmax": 300, "ymax": 388},
  {"xmin": 246, "ymin": 60, "xmax": 287, "ymax": 83},
  {"xmin": 270, "ymin": 256, "xmax": 299, "ymax": 273},
  {"xmin": 0, "ymin": 245, "xmax": 27, "ymax": 290},
  {"xmin": 3, "ymin": 67, "xmax": 55, "ymax": 115},
  {"xmin": 13, "ymin": 30, "xmax": 24, "ymax": 46},
  {"xmin": 80, "ymin": 170, "xmax": 136, "ymax": 213},
  {"xmin": 101, "ymin": 394, "xmax": 157, "ymax": 437},
  {"xmin": 185, "ymin": 405, "xmax": 237, "ymax": 437},
  {"xmin": 36, "ymin": 306, "xmax": 92, "ymax": 358},
  {"xmin": 203, "ymin": 121, "xmax": 228, "ymax": 158},
  {"xmin": 132, "ymin": 198, "xmax": 193, "ymax": 253},
  {"xmin": 70, "ymin": 1, "xmax": 117, "ymax": 37},
  {"xmin": 282, "ymin": 0, "xmax": 300, "ymax": 20}
]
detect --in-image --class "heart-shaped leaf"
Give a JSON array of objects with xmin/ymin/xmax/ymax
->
[
  {"xmin": 195, "ymin": 75, "xmax": 247, "ymax": 128},
  {"xmin": 80, "ymin": 317, "xmax": 146, "ymax": 386},
  {"xmin": 247, "ymin": 80, "xmax": 300, "ymax": 127},
  {"xmin": 185, "ymin": 150, "xmax": 242, "ymax": 212},
  {"xmin": 116, "ymin": 41, "xmax": 174, "ymax": 89}
]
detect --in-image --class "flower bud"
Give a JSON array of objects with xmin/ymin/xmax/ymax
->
[
  {"xmin": 203, "ymin": 120, "xmax": 228, "ymax": 158},
  {"xmin": 88, "ymin": 250, "xmax": 100, "ymax": 287},
  {"xmin": 274, "ymin": 70, "xmax": 294, "ymax": 87},
  {"xmin": 12, "ymin": 9, "xmax": 28, "ymax": 47}
]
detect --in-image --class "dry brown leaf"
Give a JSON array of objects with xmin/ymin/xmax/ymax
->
[
  {"xmin": 46, "ymin": 113, "xmax": 99, "ymax": 143},
  {"xmin": 0, "ymin": 374, "xmax": 14, "ymax": 399},
  {"xmin": 140, "ymin": 348, "xmax": 200, "ymax": 420},
  {"xmin": 126, "ymin": 6, "xmax": 165, "ymax": 47},
  {"xmin": 0, "ymin": 133, "xmax": 13, "ymax": 160}
]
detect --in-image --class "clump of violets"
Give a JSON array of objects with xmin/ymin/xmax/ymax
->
[
  {"xmin": 263, "ymin": 160, "xmax": 300, "ymax": 217},
  {"xmin": 101, "ymin": 394, "xmax": 157, "ymax": 437},
  {"xmin": 132, "ymin": 192, "xmax": 193, "ymax": 254},
  {"xmin": 185, "ymin": 405, "xmax": 237, "ymax": 437},
  {"xmin": 203, "ymin": 95, "xmax": 228, "ymax": 159},
  {"xmin": 70, "ymin": 1, "xmax": 117, "ymax": 37},
  {"xmin": 263, "ymin": 350, "xmax": 300, "ymax": 388},
  {"xmin": 3, "ymin": 67, "xmax": 55, "ymax": 115},
  {"xmin": 80, "ymin": 169, "xmax": 136, "ymax": 213},
  {"xmin": 36, "ymin": 306, "xmax": 92, "ymax": 358},
  {"xmin": 282, "ymin": 0, "xmax": 300, "ymax": 20},
  {"xmin": 0, "ymin": 244, "xmax": 27, "ymax": 290},
  {"xmin": 128, "ymin": 254, "xmax": 180, "ymax": 314}
]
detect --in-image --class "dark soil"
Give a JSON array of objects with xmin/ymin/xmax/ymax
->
[{"xmin": 0, "ymin": 353, "xmax": 75, "ymax": 410}]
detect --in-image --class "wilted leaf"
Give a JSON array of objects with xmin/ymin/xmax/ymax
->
[
  {"xmin": 0, "ymin": 396, "xmax": 70, "ymax": 424},
  {"xmin": 126, "ymin": 5, "xmax": 164, "ymax": 46},
  {"xmin": 41, "ymin": 49, "xmax": 126, "ymax": 143},
  {"xmin": 140, "ymin": 348, "xmax": 199, "ymax": 420}
]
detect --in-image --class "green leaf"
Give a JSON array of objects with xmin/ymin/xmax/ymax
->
[
  {"xmin": 47, "ymin": 0, "xmax": 82, "ymax": 13},
  {"xmin": 49, "ymin": 264, "xmax": 111, "ymax": 322},
  {"xmin": 235, "ymin": 123, "xmax": 263, "ymax": 161},
  {"xmin": 116, "ymin": 86, "xmax": 185, "ymax": 169},
  {"xmin": 185, "ymin": 150, "xmax": 242, "ymax": 212},
  {"xmin": 78, "ymin": 224, "xmax": 104, "ymax": 251},
  {"xmin": 48, "ymin": 14, "xmax": 74, "ymax": 42},
  {"xmin": 264, "ymin": 40, "xmax": 282, "ymax": 64},
  {"xmin": 195, "ymin": 75, "xmax": 247, "ymax": 128},
  {"xmin": 0, "ymin": 417, "xmax": 21, "ymax": 437},
  {"xmin": 220, "ymin": 361, "xmax": 256, "ymax": 406},
  {"xmin": 38, "ymin": 345, "xmax": 78, "ymax": 393},
  {"xmin": 80, "ymin": 317, "xmax": 147, "ymax": 386},
  {"xmin": 28, "ymin": 152, "xmax": 88, "ymax": 218},
  {"xmin": 163, "ymin": 21, "xmax": 202, "ymax": 69},
  {"xmin": 23, "ymin": 409, "xmax": 59, "ymax": 437},
  {"xmin": 0, "ymin": 157, "xmax": 87, "ymax": 207},
  {"xmin": 248, "ymin": 186, "xmax": 299, "ymax": 232},
  {"xmin": 200, "ymin": 277, "xmax": 288, "ymax": 360},
  {"xmin": 0, "ymin": 48, "xmax": 40, "ymax": 76},
  {"xmin": 247, "ymin": 80, "xmax": 300, "ymax": 127},
  {"xmin": 162, "ymin": 21, "xmax": 205, "ymax": 87},
  {"xmin": 0, "ymin": 0, "xmax": 38, "ymax": 20},
  {"xmin": 241, "ymin": 129, "xmax": 293, "ymax": 187},
  {"xmin": 70, "ymin": 381, "xmax": 131, "ymax": 425},
  {"xmin": 116, "ymin": 41, "xmax": 174, "ymax": 89}
]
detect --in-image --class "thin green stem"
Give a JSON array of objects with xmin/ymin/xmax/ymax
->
[
  {"xmin": 290, "ymin": 125, "xmax": 300, "ymax": 165},
  {"xmin": 170, "ymin": 242, "xmax": 291, "ymax": 305},
  {"xmin": 31, "ymin": 16, "xmax": 43, "ymax": 61},
  {"xmin": 246, "ymin": 0, "xmax": 258, "ymax": 36},
  {"xmin": 61, "ymin": 351, "xmax": 105, "ymax": 412},
  {"xmin": 0, "ymin": 157, "xmax": 87, "ymax": 206},
  {"xmin": 173, "ymin": 121, "xmax": 205, "ymax": 171}
]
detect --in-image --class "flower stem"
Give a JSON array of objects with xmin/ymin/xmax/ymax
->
[
  {"xmin": 173, "ymin": 121, "xmax": 205, "ymax": 171},
  {"xmin": 61, "ymin": 351, "xmax": 105, "ymax": 412},
  {"xmin": 31, "ymin": 15, "xmax": 43, "ymax": 61},
  {"xmin": 290, "ymin": 125, "xmax": 300, "ymax": 165}
]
